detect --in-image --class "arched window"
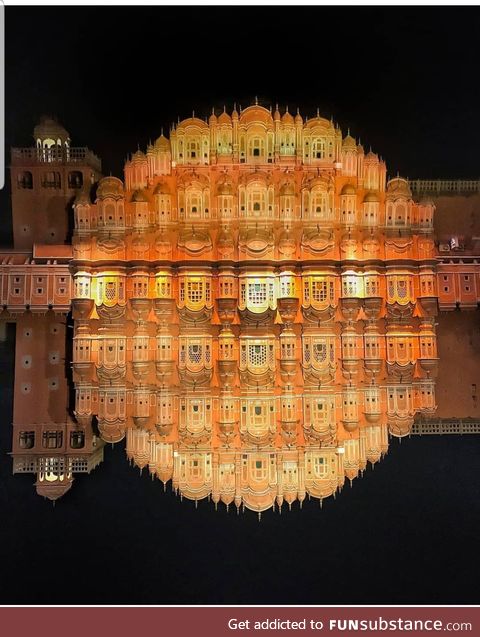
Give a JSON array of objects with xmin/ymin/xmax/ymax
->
[
  {"xmin": 19, "ymin": 431, "xmax": 35, "ymax": 449},
  {"xmin": 70, "ymin": 431, "xmax": 85, "ymax": 449},
  {"xmin": 312, "ymin": 138, "xmax": 326, "ymax": 159},
  {"xmin": 17, "ymin": 171, "xmax": 33, "ymax": 189},
  {"xmin": 68, "ymin": 171, "xmax": 83, "ymax": 189},
  {"xmin": 248, "ymin": 136, "xmax": 265, "ymax": 160},
  {"xmin": 186, "ymin": 138, "xmax": 200, "ymax": 161},
  {"xmin": 42, "ymin": 171, "xmax": 61, "ymax": 189}
]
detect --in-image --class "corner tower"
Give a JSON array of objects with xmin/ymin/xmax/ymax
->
[{"xmin": 10, "ymin": 116, "xmax": 102, "ymax": 249}]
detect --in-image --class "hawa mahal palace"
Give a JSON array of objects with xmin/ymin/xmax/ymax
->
[{"xmin": 1, "ymin": 102, "xmax": 479, "ymax": 512}]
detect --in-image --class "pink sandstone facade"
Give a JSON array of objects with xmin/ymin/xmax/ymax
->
[{"xmin": 1, "ymin": 106, "xmax": 479, "ymax": 510}]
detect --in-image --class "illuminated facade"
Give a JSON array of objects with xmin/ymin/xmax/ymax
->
[{"xmin": 2, "ymin": 106, "xmax": 480, "ymax": 510}]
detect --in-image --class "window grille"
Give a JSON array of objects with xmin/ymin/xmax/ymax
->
[
  {"xmin": 249, "ymin": 344, "xmax": 267, "ymax": 367},
  {"xmin": 313, "ymin": 342, "xmax": 327, "ymax": 364},
  {"xmin": 312, "ymin": 280, "xmax": 327, "ymax": 302},
  {"xmin": 248, "ymin": 282, "xmax": 267, "ymax": 305},
  {"xmin": 188, "ymin": 344, "xmax": 202, "ymax": 364}
]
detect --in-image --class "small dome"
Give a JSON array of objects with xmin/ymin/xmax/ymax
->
[
  {"xmin": 343, "ymin": 134, "xmax": 356, "ymax": 149},
  {"xmin": 240, "ymin": 104, "xmax": 273, "ymax": 127},
  {"xmin": 218, "ymin": 110, "xmax": 232, "ymax": 125},
  {"xmin": 155, "ymin": 134, "xmax": 170, "ymax": 151},
  {"xmin": 365, "ymin": 150, "xmax": 379, "ymax": 161},
  {"xmin": 387, "ymin": 176, "xmax": 412, "ymax": 198},
  {"xmin": 34, "ymin": 116, "xmax": 70, "ymax": 143},
  {"xmin": 273, "ymin": 106, "xmax": 281, "ymax": 122},
  {"xmin": 280, "ymin": 181, "xmax": 295, "ymax": 196},
  {"xmin": 281, "ymin": 108, "xmax": 294, "ymax": 125},
  {"xmin": 363, "ymin": 191, "xmax": 380, "ymax": 203},
  {"xmin": 96, "ymin": 176, "xmax": 124, "ymax": 199},
  {"xmin": 367, "ymin": 450, "xmax": 382, "ymax": 464},
  {"xmin": 131, "ymin": 149, "xmax": 147, "ymax": 162},
  {"xmin": 341, "ymin": 183, "xmax": 356, "ymax": 196},
  {"xmin": 344, "ymin": 467, "xmax": 359, "ymax": 481},
  {"xmin": 131, "ymin": 189, "xmax": 149, "ymax": 203},
  {"xmin": 177, "ymin": 116, "xmax": 209, "ymax": 131},
  {"xmin": 153, "ymin": 181, "xmax": 170, "ymax": 195},
  {"xmin": 217, "ymin": 178, "xmax": 234, "ymax": 195}
]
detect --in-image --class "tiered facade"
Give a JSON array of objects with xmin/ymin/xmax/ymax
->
[{"xmin": 68, "ymin": 103, "xmax": 439, "ymax": 512}]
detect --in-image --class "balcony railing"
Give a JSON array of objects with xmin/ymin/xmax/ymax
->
[
  {"xmin": 409, "ymin": 179, "xmax": 480, "ymax": 196},
  {"xmin": 11, "ymin": 146, "xmax": 102, "ymax": 172}
]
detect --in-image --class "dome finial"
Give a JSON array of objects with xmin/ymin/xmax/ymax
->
[
  {"xmin": 254, "ymin": 95, "xmax": 258, "ymax": 105},
  {"xmin": 317, "ymin": 107, "xmax": 320, "ymax": 117},
  {"xmin": 192, "ymin": 109, "xmax": 195, "ymax": 118}
]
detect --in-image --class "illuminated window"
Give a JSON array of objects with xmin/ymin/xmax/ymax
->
[
  {"xmin": 187, "ymin": 280, "xmax": 203, "ymax": 303},
  {"xmin": 312, "ymin": 138, "xmax": 325, "ymax": 159},
  {"xmin": 312, "ymin": 280, "xmax": 328, "ymax": 302},
  {"xmin": 248, "ymin": 282, "xmax": 267, "ymax": 305}
]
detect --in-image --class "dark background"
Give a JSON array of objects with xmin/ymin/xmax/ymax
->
[{"xmin": 0, "ymin": 7, "xmax": 479, "ymax": 604}]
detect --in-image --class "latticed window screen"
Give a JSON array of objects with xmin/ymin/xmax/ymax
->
[
  {"xmin": 388, "ymin": 279, "xmax": 395, "ymax": 297},
  {"xmin": 248, "ymin": 282, "xmax": 267, "ymax": 305},
  {"xmin": 187, "ymin": 280, "xmax": 203, "ymax": 303},
  {"xmin": 157, "ymin": 280, "xmax": 171, "ymax": 297},
  {"xmin": 280, "ymin": 279, "xmax": 295, "ymax": 297},
  {"xmin": 188, "ymin": 344, "xmax": 203, "ymax": 364},
  {"xmin": 313, "ymin": 342, "xmax": 327, "ymax": 363},
  {"xmin": 365, "ymin": 278, "xmax": 378, "ymax": 296},
  {"xmin": 397, "ymin": 279, "xmax": 407, "ymax": 299},
  {"xmin": 105, "ymin": 282, "xmax": 116, "ymax": 300},
  {"xmin": 313, "ymin": 401, "xmax": 329, "ymax": 426},
  {"xmin": 314, "ymin": 456, "xmax": 328, "ymax": 476},
  {"xmin": 304, "ymin": 342, "xmax": 311, "ymax": 363},
  {"xmin": 343, "ymin": 278, "xmax": 357, "ymax": 297},
  {"xmin": 249, "ymin": 344, "xmax": 267, "ymax": 367},
  {"xmin": 312, "ymin": 280, "xmax": 327, "ymax": 302},
  {"xmin": 282, "ymin": 342, "xmax": 295, "ymax": 359}
]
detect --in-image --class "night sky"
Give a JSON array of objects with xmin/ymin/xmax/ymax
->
[{"xmin": 1, "ymin": 6, "xmax": 480, "ymax": 604}]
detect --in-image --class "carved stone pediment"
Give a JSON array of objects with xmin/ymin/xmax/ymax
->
[
  {"xmin": 131, "ymin": 234, "xmax": 150, "ymax": 257},
  {"xmin": 96, "ymin": 236, "xmax": 125, "ymax": 254},
  {"xmin": 362, "ymin": 237, "xmax": 380, "ymax": 256},
  {"xmin": 301, "ymin": 228, "xmax": 334, "ymax": 255},
  {"xmin": 239, "ymin": 227, "xmax": 274, "ymax": 258},
  {"xmin": 385, "ymin": 238, "xmax": 413, "ymax": 254},
  {"xmin": 178, "ymin": 227, "xmax": 212, "ymax": 256}
]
